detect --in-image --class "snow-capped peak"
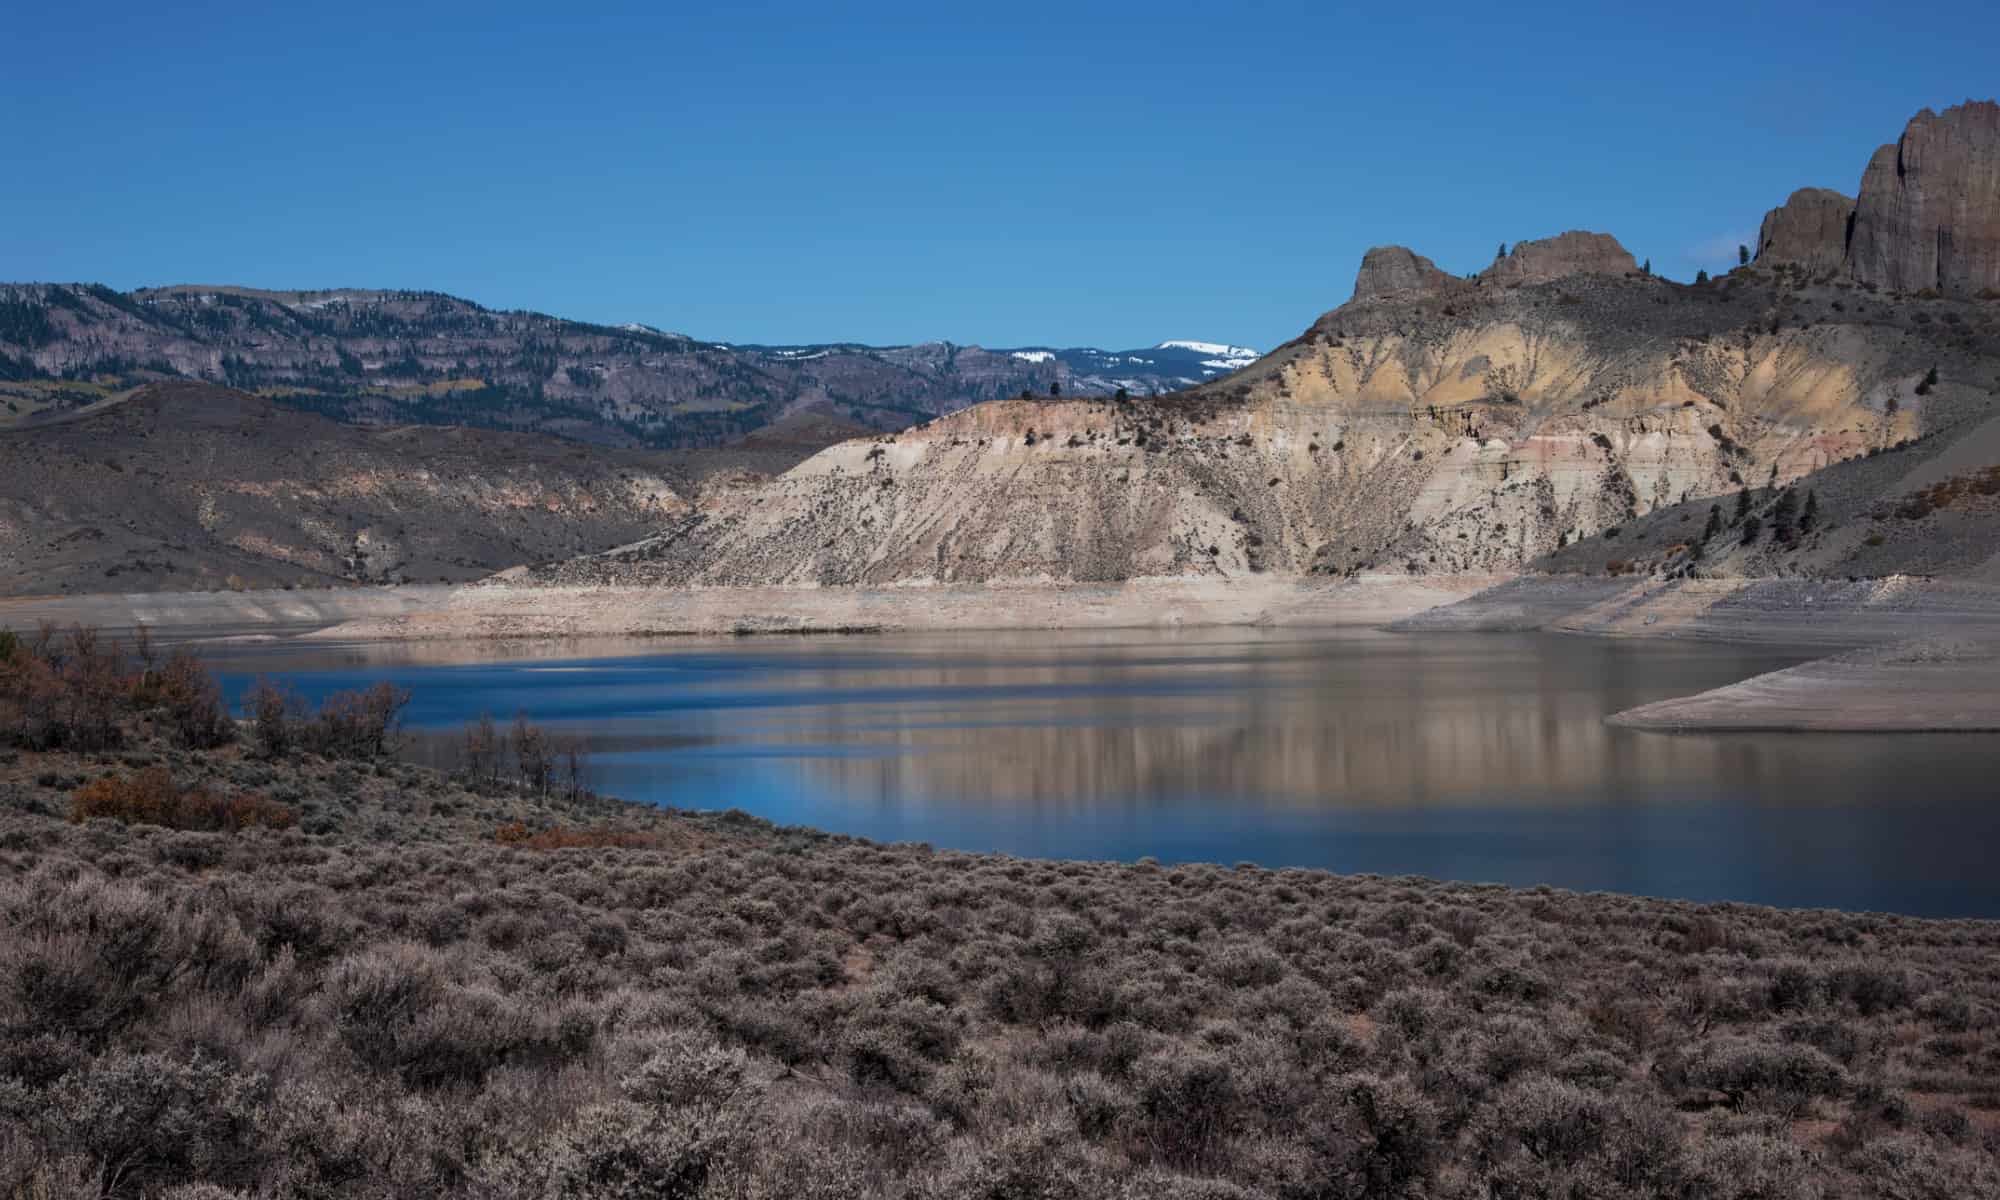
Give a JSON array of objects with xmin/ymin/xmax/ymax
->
[
  {"xmin": 1156, "ymin": 340, "xmax": 1259, "ymax": 360},
  {"xmin": 1010, "ymin": 350, "xmax": 1055, "ymax": 363}
]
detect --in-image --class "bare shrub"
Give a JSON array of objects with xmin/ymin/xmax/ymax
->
[
  {"xmin": 495, "ymin": 823, "xmax": 671, "ymax": 851},
  {"xmin": 1679, "ymin": 1133, "xmax": 1824, "ymax": 1200},
  {"xmin": 31, "ymin": 1051, "xmax": 262, "ymax": 1198},
  {"xmin": 1679, "ymin": 1037, "xmax": 1846, "ymax": 1114},
  {"xmin": 297, "ymin": 682, "xmax": 411, "ymax": 759},
  {"xmin": 1134, "ymin": 1048, "xmax": 1240, "ymax": 1171},
  {"xmin": 155, "ymin": 651, "xmax": 234, "ymax": 750},
  {"xmin": 513, "ymin": 712, "xmax": 553, "ymax": 795},
  {"xmin": 244, "ymin": 680, "xmax": 299, "ymax": 759}
]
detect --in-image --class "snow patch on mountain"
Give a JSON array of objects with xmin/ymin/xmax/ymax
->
[{"xmin": 1157, "ymin": 340, "xmax": 1259, "ymax": 361}]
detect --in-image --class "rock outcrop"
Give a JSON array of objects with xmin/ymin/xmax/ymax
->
[
  {"xmin": 1351, "ymin": 246, "xmax": 1455, "ymax": 302},
  {"xmin": 1755, "ymin": 187, "xmax": 1854, "ymax": 273},
  {"xmin": 1846, "ymin": 100, "xmax": 2000, "ymax": 296},
  {"xmin": 1481, "ymin": 232, "xmax": 1638, "ymax": 284},
  {"xmin": 528, "ymin": 263, "xmax": 2000, "ymax": 590}
]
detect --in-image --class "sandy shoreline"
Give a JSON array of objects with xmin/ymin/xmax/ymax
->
[
  {"xmin": 298, "ymin": 575, "xmax": 1507, "ymax": 641},
  {"xmin": 6, "ymin": 572, "xmax": 1999, "ymax": 734}
]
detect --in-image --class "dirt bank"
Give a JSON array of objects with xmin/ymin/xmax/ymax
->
[
  {"xmin": 1394, "ymin": 574, "xmax": 2000, "ymax": 645},
  {"xmin": 1394, "ymin": 574, "xmax": 2000, "ymax": 732},
  {"xmin": 0, "ymin": 584, "xmax": 453, "ymax": 641},
  {"xmin": 302, "ymin": 574, "xmax": 1506, "ymax": 642},
  {"xmin": 1608, "ymin": 637, "xmax": 2000, "ymax": 732}
]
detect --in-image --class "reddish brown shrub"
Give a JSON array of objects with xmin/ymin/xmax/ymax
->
[
  {"xmin": 154, "ymin": 650, "xmax": 234, "ymax": 749},
  {"xmin": 68, "ymin": 767, "xmax": 295, "ymax": 832}
]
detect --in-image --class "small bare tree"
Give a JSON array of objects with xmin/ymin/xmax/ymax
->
[
  {"xmin": 245, "ymin": 679, "xmax": 299, "ymax": 759},
  {"xmin": 558, "ymin": 735, "xmax": 590, "ymax": 804},
  {"xmin": 513, "ymin": 712, "xmax": 553, "ymax": 796},
  {"xmin": 463, "ymin": 711, "xmax": 500, "ymax": 785}
]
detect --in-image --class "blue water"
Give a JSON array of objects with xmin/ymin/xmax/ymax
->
[{"xmin": 209, "ymin": 630, "xmax": 2000, "ymax": 917}]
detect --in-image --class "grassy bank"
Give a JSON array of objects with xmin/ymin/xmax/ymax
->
[{"xmin": 3, "ymin": 628, "xmax": 1999, "ymax": 1198}]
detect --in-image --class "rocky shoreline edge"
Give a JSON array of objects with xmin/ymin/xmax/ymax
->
[{"xmin": 4, "ymin": 572, "xmax": 1998, "ymax": 733}]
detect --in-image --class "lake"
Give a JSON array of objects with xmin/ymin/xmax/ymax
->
[{"xmin": 209, "ymin": 629, "xmax": 2000, "ymax": 917}]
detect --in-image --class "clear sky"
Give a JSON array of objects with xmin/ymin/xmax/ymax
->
[{"xmin": 6, "ymin": 1, "xmax": 1996, "ymax": 350}]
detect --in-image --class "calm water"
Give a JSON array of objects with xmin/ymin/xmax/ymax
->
[{"xmin": 210, "ymin": 630, "xmax": 2000, "ymax": 917}]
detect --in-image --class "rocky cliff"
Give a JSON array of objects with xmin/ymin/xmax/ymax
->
[
  {"xmin": 1755, "ymin": 101, "xmax": 2000, "ymax": 297},
  {"xmin": 529, "ymin": 254, "xmax": 2000, "ymax": 589},
  {"xmin": 1755, "ymin": 188, "xmax": 1854, "ymax": 274},
  {"xmin": 1482, "ymin": 232, "xmax": 1639, "ymax": 284},
  {"xmin": 1351, "ymin": 246, "xmax": 1455, "ymax": 301},
  {"xmin": 1847, "ymin": 100, "xmax": 2000, "ymax": 297}
]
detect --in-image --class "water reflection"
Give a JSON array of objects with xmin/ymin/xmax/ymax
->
[{"xmin": 208, "ymin": 630, "xmax": 2000, "ymax": 916}]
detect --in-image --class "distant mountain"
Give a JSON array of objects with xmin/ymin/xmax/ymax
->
[
  {"xmin": 0, "ymin": 283, "xmax": 1256, "ymax": 448},
  {"xmin": 1008, "ymin": 341, "xmax": 1262, "ymax": 389}
]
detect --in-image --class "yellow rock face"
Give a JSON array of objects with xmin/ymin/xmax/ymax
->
[{"xmin": 537, "ymin": 273, "xmax": 1993, "ymax": 588}]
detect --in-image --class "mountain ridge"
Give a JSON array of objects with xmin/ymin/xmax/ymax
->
[{"xmin": 0, "ymin": 281, "xmax": 1257, "ymax": 449}]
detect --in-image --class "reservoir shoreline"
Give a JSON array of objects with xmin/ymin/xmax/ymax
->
[{"xmin": 6, "ymin": 572, "xmax": 2000, "ymax": 733}]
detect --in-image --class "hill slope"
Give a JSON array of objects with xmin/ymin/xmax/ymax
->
[
  {"xmin": 527, "ymin": 259, "xmax": 2000, "ymax": 589},
  {"xmin": 0, "ymin": 382, "xmax": 696, "ymax": 594}
]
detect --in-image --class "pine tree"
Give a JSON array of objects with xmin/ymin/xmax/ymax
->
[
  {"xmin": 1734, "ymin": 487, "xmax": 1751, "ymax": 522},
  {"xmin": 1703, "ymin": 503, "xmax": 1722, "ymax": 541},
  {"xmin": 1497, "ymin": 243, "xmax": 1508, "ymax": 260},
  {"xmin": 1642, "ymin": 259, "xmax": 1652, "ymax": 276},
  {"xmin": 1801, "ymin": 490, "xmax": 1819, "ymax": 532},
  {"xmin": 1771, "ymin": 487, "xmax": 1800, "ymax": 542},
  {"xmin": 1741, "ymin": 514, "xmax": 1762, "ymax": 545},
  {"xmin": 1696, "ymin": 269, "xmax": 1710, "ymax": 284},
  {"xmin": 1738, "ymin": 244, "xmax": 1750, "ymax": 266},
  {"xmin": 1049, "ymin": 379, "xmax": 1061, "ymax": 397}
]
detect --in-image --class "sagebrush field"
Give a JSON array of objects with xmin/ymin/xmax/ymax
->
[{"xmin": 3, "ymin": 626, "xmax": 1998, "ymax": 1198}]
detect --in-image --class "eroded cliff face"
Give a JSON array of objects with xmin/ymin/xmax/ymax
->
[
  {"xmin": 532, "ymin": 264, "xmax": 1991, "ymax": 588},
  {"xmin": 1756, "ymin": 101, "xmax": 2000, "ymax": 297},
  {"xmin": 1755, "ymin": 188, "xmax": 1855, "ymax": 274},
  {"xmin": 1847, "ymin": 101, "xmax": 2000, "ymax": 297},
  {"xmin": 1352, "ymin": 246, "xmax": 1455, "ymax": 302},
  {"xmin": 1481, "ymin": 232, "xmax": 1638, "ymax": 284}
]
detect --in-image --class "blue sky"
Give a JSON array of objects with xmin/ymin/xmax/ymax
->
[{"xmin": 6, "ymin": 2, "xmax": 1996, "ymax": 350}]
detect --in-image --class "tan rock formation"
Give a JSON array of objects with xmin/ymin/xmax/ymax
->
[
  {"xmin": 1754, "ymin": 187, "xmax": 1854, "ymax": 273},
  {"xmin": 1481, "ymin": 231, "xmax": 1638, "ymax": 284},
  {"xmin": 1846, "ymin": 100, "xmax": 2000, "ymax": 296},
  {"xmin": 527, "ymin": 264, "xmax": 1996, "ymax": 591},
  {"xmin": 1351, "ymin": 246, "xmax": 1455, "ymax": 302}
]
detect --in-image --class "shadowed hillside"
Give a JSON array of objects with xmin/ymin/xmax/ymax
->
[{"xmin": 0, "ymin": 382, "xmax": 691, "ymax": 593}]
